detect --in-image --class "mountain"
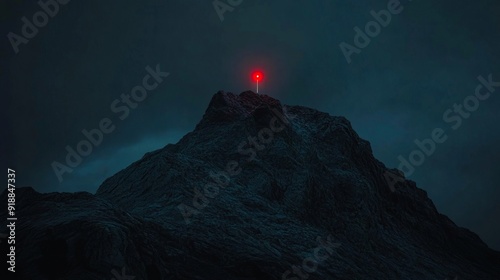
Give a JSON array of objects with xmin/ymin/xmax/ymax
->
[{"xmin": 2, "ymin": 91, "xmax": 500, "ymax": 279}]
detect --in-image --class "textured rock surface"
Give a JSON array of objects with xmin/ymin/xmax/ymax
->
[{"xmin": 2, "ymin": 91, "xmax": 500, "ymax": 279}]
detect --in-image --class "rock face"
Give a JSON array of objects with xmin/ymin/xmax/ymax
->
[{"xmin": 2, "ymin": 91, "xmax": 500, "ymax": 279}]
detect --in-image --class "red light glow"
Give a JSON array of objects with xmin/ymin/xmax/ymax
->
[{"xmin": 252, "ymin": 71, "xmax": 263, "ymax": 82}]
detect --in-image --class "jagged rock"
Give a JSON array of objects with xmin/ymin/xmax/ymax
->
[{"xmin": 2, "ymin": 91, "xmax": 499, "ymax": 279}]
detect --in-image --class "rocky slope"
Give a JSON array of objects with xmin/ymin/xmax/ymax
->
[{"xmin": 2, "ymin": 91, "xmax": 500, "ymax": 279}]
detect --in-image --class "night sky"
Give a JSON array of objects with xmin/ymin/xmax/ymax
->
[{"xmin": 2, "ymin": 0, "xmax": 500, "ymax": 250}]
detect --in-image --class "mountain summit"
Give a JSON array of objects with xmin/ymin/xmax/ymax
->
[{"xmin": 3, "ymin": 91, "xmax": 500, "ymax": 279}]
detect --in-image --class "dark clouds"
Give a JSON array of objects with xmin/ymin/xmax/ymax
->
[{"xmin": 2, "ymin": 0, "xmax": 500, "ymax": 249}]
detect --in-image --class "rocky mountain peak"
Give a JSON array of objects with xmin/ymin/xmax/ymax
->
[
  {"xmin": 2, "ymin": 91, "xmax": 500, "ymax": 280},
  {"xmin": 196, "ymin": 90, "xmax": 285, "ymax": 129}
]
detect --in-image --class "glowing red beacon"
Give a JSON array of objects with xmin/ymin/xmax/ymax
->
[{"xmin": 252, "ymin": 71, "xmax": 264, "ymax": 93}]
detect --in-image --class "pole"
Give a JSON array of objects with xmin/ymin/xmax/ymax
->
[{"xmin": 257, "ymin": 80, "xmax": 259, "ymax": 93}]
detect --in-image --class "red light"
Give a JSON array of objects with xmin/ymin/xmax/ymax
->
[{"xmin": 252, "ymin": 71, "xmax": 263, "ymax": 82}]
